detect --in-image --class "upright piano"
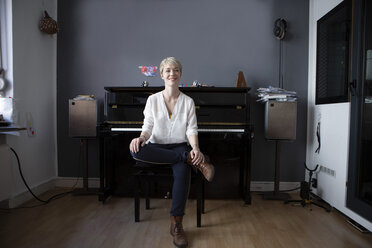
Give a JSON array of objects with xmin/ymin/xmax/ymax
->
[{"xmin": 98, "ymin": 87, "xmax": 253, "ymax": 204}]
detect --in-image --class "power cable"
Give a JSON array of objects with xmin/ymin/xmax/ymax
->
[
  {"xmin": 315, "ymin": 122, "xmax": 321, "ymax": 153},
  {"xmin": 1, "ymin": 147, "xmax": 81, "ymax": 210},
  {"xmin": 254, "ymin": 186, "xmax": 301, "ymax": 195},
  {"xmin": 10, "ymin": 147, "xmax": 48, "ymax": 203}
]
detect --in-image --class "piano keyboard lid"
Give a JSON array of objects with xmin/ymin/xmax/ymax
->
[{"xmin": 110, "ymin": 127, "xmax": 245, "ymax": 133}]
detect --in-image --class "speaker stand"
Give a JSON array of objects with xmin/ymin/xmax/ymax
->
[
  {"xmin": 73, "ymin": 138, "xmax": 98, "ymax": 195},
  {"xmin": 263, "ymin": 140, "xmax": 291, "ymax": 200}
]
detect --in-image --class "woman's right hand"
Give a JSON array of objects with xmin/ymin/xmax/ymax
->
[{"xmin": 129, "ymin": 136, "xmax": 146, "ymax": 153}]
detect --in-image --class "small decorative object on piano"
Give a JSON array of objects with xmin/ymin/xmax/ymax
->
[
  {"xmin": 192, "ymin": 80, "xmax": 201, "ymax": 87},
  {"xmin": 190, "ymin": 80, "xmax": 213, "ymax": 87},
  {"xmin": 142, "ymin": 81, "xmax": 149, "ymax": 87},
  {"xmin": 235, "ymin": 71, "xmax": 247, "ymax": 87},
  {"xmin": 39, "ymin": 11, "xmax": 58, "ymax": 35},
  {"xmin": 256, "ymin": 86, "xmax": 297, "ymax": 102},
  {"xmin": 138, "ymin": 66, "xmax": 157, "ymax": 77}
]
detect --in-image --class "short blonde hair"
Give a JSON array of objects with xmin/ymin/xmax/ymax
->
[{"xmin": 159, "ymin": 57, "xmax": 182, "ymax": 74}]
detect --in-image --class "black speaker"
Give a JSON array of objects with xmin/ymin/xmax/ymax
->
[{"xmin": 274, "ymin": 18, "xmax": 287, "ymax": 40}]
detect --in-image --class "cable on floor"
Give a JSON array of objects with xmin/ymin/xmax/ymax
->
[{"xmin": 1, "ymin": 147, "xmax": 81, "ymax": 210}]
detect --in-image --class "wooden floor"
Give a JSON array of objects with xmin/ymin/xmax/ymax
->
[{"xmin": 0, "ymin": 190, "xmax": 371, "ymax": 248}]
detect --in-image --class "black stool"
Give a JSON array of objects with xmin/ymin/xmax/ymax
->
[{"xmin": 133, "ymin": 160, "xmax": 205, "ymax": 227}]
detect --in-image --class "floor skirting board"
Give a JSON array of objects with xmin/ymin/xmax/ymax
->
[
  {"xmin": 250, "ymin": 181, "xmax": 300, "ymax": 192},
  {"xmin": 55, "ymin": 177, "xmax": 100, "ymax": 189},
  {"xmin": 0, "ymin": 179, "xmax": 55, "ymax": 208},
  {"xmin": 0, "ymin": 179, "xmax": 300, "ymax": 208}
]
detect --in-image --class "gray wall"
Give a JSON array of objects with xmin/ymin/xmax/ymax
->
[{"xmin": 57, "ymin": 0, "xmax": 309, "ymax": 182}]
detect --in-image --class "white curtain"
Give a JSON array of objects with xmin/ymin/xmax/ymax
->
[{"xmin": 0, "ymin": 0, "xmax": 13, "ymax": 123}]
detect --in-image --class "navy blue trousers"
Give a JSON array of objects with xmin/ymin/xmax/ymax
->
[{"xmin": 130, "ymin": 142, "xmax": 191, "ymax": 217}]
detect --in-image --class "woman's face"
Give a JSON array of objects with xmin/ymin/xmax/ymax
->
[{"xmin": 161, "ymin": 63, "xmax": 182, "ymax": 87}]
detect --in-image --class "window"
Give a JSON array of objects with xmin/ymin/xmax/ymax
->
[
  {"xmin": 316, "ymin": 0, "xmax": 351, "ymax": 105},
  {"xmin": 0, "ymin": 0, "xmax": 13, "ymax": 123}
]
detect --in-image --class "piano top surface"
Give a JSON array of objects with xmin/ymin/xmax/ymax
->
[
  {"xmin": 103, "ymin": 86, "xmax": 251, "ymax": 127},
  {"xmin": 104, "ymin": 86, "xmax": 251, "ymax": 93}
]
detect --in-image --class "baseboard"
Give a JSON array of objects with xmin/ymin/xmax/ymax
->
[
  {"xmin": 1, "ymin": 177, "xmax": 100, "ymax": 209},
  {"xmin": 250, "ymin": 181, "xmax": 300, "ymax": 192},
  {"xmin": 55, "ymin": 177, "xmax": 100, "ymax": 189},
  {"xmin": 4, "ymin": 178, "xmax": 55, "ymax": 208},
  {"xmin": 0, "ymin": 179, "xmax": 299, "ymax": 208},
  {"xmin": 54, "ymin": 179, "xmax": 299, "ymax": 192}
]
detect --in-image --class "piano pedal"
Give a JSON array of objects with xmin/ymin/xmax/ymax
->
[{"xmin": 164, "ymin": 191, "xmax": 171, "ymax": 199}]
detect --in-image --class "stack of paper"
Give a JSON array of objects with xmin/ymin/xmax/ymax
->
[
  {"xmin": 257, "ymin": 86, "xmax": 297, "ymax": 102},
  {"xmin": 73, "ymin": 95, "xmax": 95, "ymax": 101}
]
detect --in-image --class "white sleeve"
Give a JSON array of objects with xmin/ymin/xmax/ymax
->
[
  {"xmin": 186, "ymin": 99, "xmax": 198, "ymax": 138},
  {"xmin": 142, "ymin": 96, "xmax": 154, "ymax": 136}
]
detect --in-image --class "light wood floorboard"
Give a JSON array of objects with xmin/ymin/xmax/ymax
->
[{"xmin": 0, "ymin": 190, "xmax": 371, "ymax": 248}]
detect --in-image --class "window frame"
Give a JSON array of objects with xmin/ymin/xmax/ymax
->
[{"xmin": 315, "ymin": 0, "xmax": 352, "ymax": 105}]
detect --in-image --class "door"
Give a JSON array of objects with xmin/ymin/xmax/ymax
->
[{"xmin": 347, "ymin": 0, "xmax": 372, "ymax": 222}]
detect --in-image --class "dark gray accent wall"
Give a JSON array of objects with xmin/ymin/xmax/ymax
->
[{"xmin": 57, "ymin": 0, "xmax": 309, "ymax": 181}]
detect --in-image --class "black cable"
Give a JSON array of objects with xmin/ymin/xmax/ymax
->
[
  {"xmin": 10, "ymin": 147, "xmax": 48, "ymax": 203},
  {"xmin": 6, "ymin": 147, "xmax": 80, "ymax": 209},
  {"xmin": 253, "ymin": 186, "xmax": 301, "ymax": 195},
  {"xmin": 279, "ymin": 39, "xmax": 284, "ymax": 89},
  {"xmin": 280, "ymin": 186, "xmax": 301, "ymax": 193},
  {"xmin": 315, "ymin": 122, "xmax": 321, "ymax": 153}
]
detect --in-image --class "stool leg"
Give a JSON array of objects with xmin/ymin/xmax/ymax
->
[
  {"xmin": 145, "ymin": 179, "xmax": 150, "ymax": 209},
  {"xmin": 197, "ymin": 196, "xmax": 201, "ymax": 227},
  {"xmin": 135, "ymin": 175, "xmax": 140, "ymax": 222},
  {"xmin": 197, "ymin": 174, "xmax": 202, "ymax": 228},
  {"xmin": 201, "ymin": 177, "xmax": 205, "ymax": 214}
]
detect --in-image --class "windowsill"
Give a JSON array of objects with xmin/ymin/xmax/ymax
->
[{"xmin": 0, "ymin": 125, "xmax": 26, "ymax": 134}]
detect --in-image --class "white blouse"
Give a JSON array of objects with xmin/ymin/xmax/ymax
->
[{"xmin": 142, "ymin": 91, "xmax": 198, "ymax": 144}]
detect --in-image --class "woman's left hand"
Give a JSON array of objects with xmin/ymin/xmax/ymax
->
[{"xmin": 189, "ymin": 148, "xmax": 204, "ymax": 165}]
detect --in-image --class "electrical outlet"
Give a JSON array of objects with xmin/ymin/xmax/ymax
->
[
  {"xmin": 26, "ymin": 112, "xmax": 35, "ymax": 137},
  {"xmin": 312, "ymin": 178, "xmax": 317, "ymax": 188}
]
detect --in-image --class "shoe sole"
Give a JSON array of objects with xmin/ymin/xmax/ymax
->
[
  {"xmin": 206, "ymin": 164, "xmax": 215, "ymax": 182},
  {"xmin": 173, "ymin": 241, "xmax": 188, "ymax": 248},
  {"xmin": 170, "ymin": 229, "xmax": 188, "ymax": 248}
]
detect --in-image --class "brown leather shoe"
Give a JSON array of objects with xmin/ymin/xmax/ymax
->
[
  {"xmin": 187, "ymin": 154, "xmax": 215, "ymax": 182},
  {"xmin": 170, "ymin": 216, "xmax": 188, "ymax": 248}
]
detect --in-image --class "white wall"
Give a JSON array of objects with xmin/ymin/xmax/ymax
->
[
  {"xmin": 4, "ymin": 0, "xmax": 57, "ymax": 206},
  {"xmin": 307, "ymin": 0, "xmax": 372, "ymax": 231},
  {"xmin": 0, "ymin": 137, "xmax": 12, "ymax": 203}
]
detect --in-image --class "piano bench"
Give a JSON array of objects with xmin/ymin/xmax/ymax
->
[{"xmin": 133, "ymin": 161, "xmax": 205, "ymax": 227}]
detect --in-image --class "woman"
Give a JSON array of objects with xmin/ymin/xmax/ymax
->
[{"xmin": 129, "ymin": 57, "xmax": 214, "ymax": 248}]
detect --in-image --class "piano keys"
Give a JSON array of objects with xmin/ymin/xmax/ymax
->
[{"xmin": 98, "ymin": 87, "xmax": 253, "ymax": 204}]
